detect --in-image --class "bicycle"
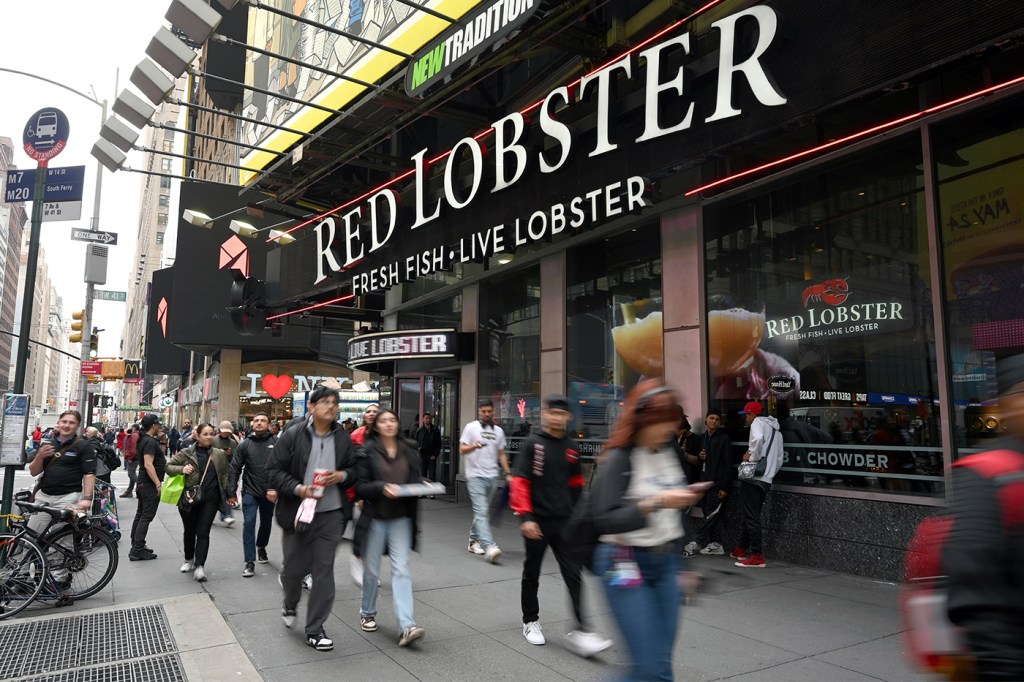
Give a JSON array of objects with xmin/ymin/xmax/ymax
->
[{"xmin": 0, "ymin": 494, "xmax": 119, "ymax": 618}]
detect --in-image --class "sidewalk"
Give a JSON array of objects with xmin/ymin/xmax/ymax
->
[{"xmin": 4, "ymin": 468, "xmax": 932, "ymax": 681}]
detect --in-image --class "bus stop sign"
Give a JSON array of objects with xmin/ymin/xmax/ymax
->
[{"xmin": 23, "ymin": 107, "xmax": 70, "ymax": 163}]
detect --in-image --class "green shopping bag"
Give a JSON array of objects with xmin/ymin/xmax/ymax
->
[{"xmin": 160, "ymin": 474, "xmax": 185, "ymax": 505}]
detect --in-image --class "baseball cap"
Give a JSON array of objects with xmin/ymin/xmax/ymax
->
[
  {"xmin": 140, "ymin": 414, "xmax": 161, "ymax": 430},
  {"xmin": 543, "ymin": 394, "xmax": 570, "ymax": 411},
  {"xmin": 740, "ymin": 401, "xmax": 764, "ymax": 416}
]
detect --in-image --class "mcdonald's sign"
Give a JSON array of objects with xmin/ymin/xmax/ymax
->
[{"xmin": 123, "ymin": 359, "xmax": 143, "ymax": 385}]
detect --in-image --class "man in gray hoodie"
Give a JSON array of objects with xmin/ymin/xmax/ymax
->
[{"xmin": 733, "ymin": 401, "xmax": 784, "ymax": 568}]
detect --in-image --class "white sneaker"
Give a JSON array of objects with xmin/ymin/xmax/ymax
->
[
  {"xmin": 467, "ymin": 540, "xmax": 485, "ymax": 555},
  {"xmin": 180, "ymin": 560, "xmax": 194, "ymax": 573},
  {"xmin": 565, "ymin": 630, "xmax": 613, "ymax": 658},
  {"xmin": 699, "ymin": 542, "xmax": 725, "ymax": 555},
  {"xmin": 193, "ymin": 565, "xmax": 207, "ymax": 582},
  {"xmin": 484, "ymin": 545, "xmax": 503, "ymax": 563},
  {"xmin": 302, "ymin": 574, "xmax": 313, "ymax": 590},
  {"xmin": 523, "ymin": 621, "xmax": 545, "ymax": 645},
  {"xmin": 222, "ymin": 517, "xmax": 236, "ymax": 527},
  {"xmin": 350, "ymin": 555, "xmax": 364, "ymax": 587}
]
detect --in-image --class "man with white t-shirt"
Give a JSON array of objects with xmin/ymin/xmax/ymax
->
[{"xmin": 460, "ymin": 399, "xmax": 511, "ymax": 563}]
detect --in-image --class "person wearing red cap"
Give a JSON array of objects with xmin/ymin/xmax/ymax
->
[{"xmin": 733, "ymin": 401, "xmax": 784, "ymax": 568}]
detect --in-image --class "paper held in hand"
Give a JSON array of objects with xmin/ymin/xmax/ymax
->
[{"xmin": 394, "ymin": 482, "xmax": 447, "ymax": 497}]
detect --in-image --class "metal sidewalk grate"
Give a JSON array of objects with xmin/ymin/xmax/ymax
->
[{"xmin": 0, "ymin": 605, "xmax": 184, "ymax": 681}]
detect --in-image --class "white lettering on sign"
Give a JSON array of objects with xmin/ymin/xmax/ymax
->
[
  {"xmin": 243, "ymin": 373, "xmax": 353, "ymax": 398},
  {"xmin": 313, "ymin": 5, "xmax": 787, "ymax": 290},
  {"xmin": 805, "ymin": 450, "xmax": 889, "ymax": 470},
  {"xmin": 348, "ymin": 334, "xmax": 449, "ymax": 360},
  {"xmin": 766, "ymin": 303, "xmax": 904, "ymax": 341}
]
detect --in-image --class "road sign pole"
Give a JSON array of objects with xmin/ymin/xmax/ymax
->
[
  {"xmin": 78, "ymin": 99, "xmax": 106, "ymax": 426},
  {"xmin": 2, "ymin": 163, "xmax": 48, "ymax": 518}
]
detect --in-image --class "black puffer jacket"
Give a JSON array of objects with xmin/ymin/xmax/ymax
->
[
  {"xmin": 265, "ymin": 419, "xmax": 356, "ymax": 532},
  {"xmin": 227, "ymin": 431, "xmax": 277, "ymax": 498}
]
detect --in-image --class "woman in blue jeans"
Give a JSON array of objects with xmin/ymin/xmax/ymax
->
[
  {"xmin": 590, "ymin": 380, "xmax": 704, "ymax": 681},
  {"xmin": 354, "ymin": 409, "xmax": 426, "ymax": 647}
]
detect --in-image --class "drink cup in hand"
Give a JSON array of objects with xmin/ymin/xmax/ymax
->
[{"xmin": 312, "ymin": 469, "xmax": 328, "ymax": 498}]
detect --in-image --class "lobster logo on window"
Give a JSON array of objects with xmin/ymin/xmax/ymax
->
[{"xmin": 802, "ymin": 278, "xmax": 850, "ymax": 308}]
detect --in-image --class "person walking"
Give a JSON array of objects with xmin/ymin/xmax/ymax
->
[
  {"xmin": 733, "ymin": 401, "xmax": 785, "ymax": 568},
  {"xmin": 169, "ymin": 425, "xmax": 181, "ymax": 454},
  {"xmin": 349, "ymin": 403, "xmax": 379, "ymax": 586},
  {"xmin": 178, "ymin": 420, "xmax": 195, "ymax": 451},
  {"xmin": 85, "ymin": 427, "xmax": 112, "ymax": 484},
  {"xmin": 115, "ymin": 427, "xmax": 127, "ymax": 455},
  {"xmin": 213, "ymin": 421, "xmax": 240, "ymax": 527},
  {"xmin": 683, "ymin": 408, "xmax": 734, "ymax": 557},
  {"xmin": 121, "ymin": 426, "xmax": 140, "ymax": 498},
  {"xmin": 129, "ymin": 415, "xmax": 165, "ymax": 561},
  {"xmin": 942, "ymin": 353, "xmax": 1024, "ymax": 680},
  {"xmin": 415, "ymin": 412, "xmax": 442, "ymax": 482},
  {"xmin": 511, "ymin": 395, "xmax": 613, "ymax": 657},
  {"xmin": 227, "ymin": 412, "xmax": 278, "ymax": 577},
  {"xmin": 165, "ymin": 424, "xmax": 232, "ymax": 582},
  {"xmin": 266, "ymin": 385, "xmax": 356, "ymax": 652},
  {"xmin": 590, "ymin": 380, "xmax": 704, "ymax": 682},
  {"xmin": 355, "ymin": 409, "xmax": 427, "ymax": 646},
  {"xmin": 31, "ymin": 425, "xmax": 43, "ymax": 449},
  {"xmin": 460, "ymin": 399, "xmax": 511, "ymax": 563}
]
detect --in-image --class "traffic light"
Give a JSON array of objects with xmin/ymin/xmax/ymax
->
[
  {"xmin": 89, "ymin": 332, "xmax": 99, "ymax": 359},
  {"xmin": 70, "ymin": 310, "xmax": 85, "ymax": 344}
]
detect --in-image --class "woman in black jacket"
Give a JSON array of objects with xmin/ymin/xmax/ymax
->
[
  {"xmin": 590, "ymin": 380, "xmax": 704, "ymax": 682},
  {"xmin": 355, "ymin": 409, "xmax": 426, "ymax": 647}
]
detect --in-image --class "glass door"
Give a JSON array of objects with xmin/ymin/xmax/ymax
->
[{"xmin": 395, "ymin": 375, "xmax": 460, "ymax": 490}]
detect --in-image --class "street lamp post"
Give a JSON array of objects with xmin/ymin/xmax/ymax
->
[{"xmin": 0, "ymin": 68, "xmax": 108, "ymax": 517}]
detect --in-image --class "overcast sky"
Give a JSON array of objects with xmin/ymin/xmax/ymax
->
[{"xmin": 0, "ymin": 1, "xmax": 176, "ymax": 360}]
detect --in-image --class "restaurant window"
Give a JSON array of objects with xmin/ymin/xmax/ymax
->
[
  {"xmin": 478, "ymin": 267, "xmax": 540, "ymax": 441},
  {"xmin": 933, "ymin": 96, "xmax": 1024, "ymax": 458},
  {"xmin": 398, "ymin": 293, "xmax": 462, "ymax": 331},
  {"xmin": 704, "ymin": 136, "xmax": 943, "ymax": 497},
  {"xmin": 566, "ymin": 228, "xmax": 662, "ymax": 450}
]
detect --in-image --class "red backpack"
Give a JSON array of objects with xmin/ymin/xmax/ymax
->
[{"xmin": 902, "ymin": 450, "xmax": 1024, "ymax": 678}]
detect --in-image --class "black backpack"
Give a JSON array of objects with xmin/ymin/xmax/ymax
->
[{"xmin": 101, "ymin": 443, "xmax": 121, "ymax": 470}]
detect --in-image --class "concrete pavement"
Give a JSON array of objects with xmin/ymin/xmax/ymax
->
[{"xmin": 3, "ymin": 468, "xmax": 933, "ymax": 681}]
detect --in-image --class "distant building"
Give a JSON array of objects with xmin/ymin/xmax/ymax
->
[{"xmin": 0, "ymin": 137, "xmax": 27, "ymax": 392}]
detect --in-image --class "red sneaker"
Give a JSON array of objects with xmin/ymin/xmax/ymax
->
[
  {"xmin": 735, "ymin": 553, "xmax": 766, "ymax": 568},
  {"xmin": 729, "ymin": 547, "xmax": 748, "ymax": 561}
]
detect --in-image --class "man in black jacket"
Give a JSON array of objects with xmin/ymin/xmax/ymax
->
[
  {"xmin": 510, "ymin": 395, "xmax": 612, "ymax": 658},
  {"xmin": 683, "ymin": 408, "xmax": 734, "ymax": 557},
  {"xmin": 228, "ymin": 412, "xmax": 278, "ymax": 578},
  {"xmin": 415, "ymin": 412, "xmax": 442, "ymax": 482},
  {"xmin": 265, "ymin": 385, "xmax": 356, "ymax": 652},
  {"xmin": 944, "ymin": 354, "xmax": 1024, "ymax": 680}
]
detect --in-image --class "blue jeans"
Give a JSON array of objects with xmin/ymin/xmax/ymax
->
[
  {"xmin": 594, "ymin": 543, "xmax": 682, "ymax": 681},
  {"xmin": 361, "ymin": 516, "xmax": 415, "ymax": 629},
  {"xmin": 242, "ymin": 493, "xmax": 275, "ymax": 562},
  {"xmin": 466, "ymin": 476, "xmax": 498, "ymax": 547}
]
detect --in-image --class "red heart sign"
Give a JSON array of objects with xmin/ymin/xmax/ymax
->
[{"xmin": 262, "ymin": 374, "xmax": 293, "ymax": 400}]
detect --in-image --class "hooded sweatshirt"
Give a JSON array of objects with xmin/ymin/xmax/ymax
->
[
  {"xmin": 510, "ymin": 429, "xmax": 584, "ymax": 522},
  {"xmin": 748, "ymin": 415, "xmax": 785, "ymax": 485}
]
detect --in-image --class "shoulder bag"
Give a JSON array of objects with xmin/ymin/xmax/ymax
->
[
  {"xmin": 738, "ymin": 427, "xmax": 777, "ymax": 481},
  {"xmin": 181, "ymin": 455, "xmax": 212, "ymax": 511}
]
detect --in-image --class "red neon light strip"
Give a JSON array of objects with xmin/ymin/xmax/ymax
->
[
  {"xmin": 269, "ymin": 0, "xmax": 725, "ymax": 242},
  {"xmin": 685, "ymin": 73, "xmax": 1024, "ymax": 196},
  {"xmin": 266, "ymin": 293, "xmax": 356, "ymax": 321}
]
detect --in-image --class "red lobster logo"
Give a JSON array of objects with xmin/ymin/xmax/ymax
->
[{"xmin": 802, "ymin": 278, "xmax": 850, "ymax": 308}]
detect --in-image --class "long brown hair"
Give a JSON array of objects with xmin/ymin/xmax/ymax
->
[{"xmin": 604, "ymin": 379, "xmax": 683, "ymax": 451}]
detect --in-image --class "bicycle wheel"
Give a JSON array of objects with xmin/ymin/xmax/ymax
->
[
  {"xmin": 0, "ymin": 533, "xmax": 47, "ymax": 619},
  {"xmin": 42, "ymin": 525, "xmax": 118, "ymax": 599}
]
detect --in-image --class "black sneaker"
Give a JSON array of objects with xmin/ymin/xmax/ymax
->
[
  {"xmin": 129, "ymin": 550, "xmax": 157, "ymax": 561},
  {"xmin": 242, "ymin": 561, "xmax": 255, "ymax": 578},
  {"xmin": 307, "ymin": 629, "xmax": 334, "ymax": 651},
  {"xmin": 257, "ymin": 547, "xmax": 269, "ymax": 564}
]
